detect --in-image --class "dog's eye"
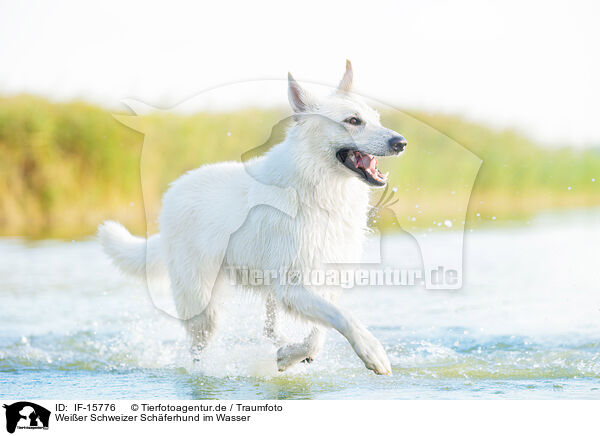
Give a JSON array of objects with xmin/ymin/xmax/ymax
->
[{"xmin": 344, "ymin": 117, "xmax": 362, "ymax": 126}]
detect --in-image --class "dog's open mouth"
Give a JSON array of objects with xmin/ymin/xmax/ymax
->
[{"xmin": 336, "ymin": 148, "xmax": 387, "ymax": 186}]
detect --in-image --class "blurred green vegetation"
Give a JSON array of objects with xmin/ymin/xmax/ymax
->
[{"xmin": 0, "ymin": 94, "xmax": 598, "ymax": 238}]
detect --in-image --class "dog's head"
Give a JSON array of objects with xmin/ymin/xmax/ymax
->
[{"xmin": 287, "ymin": 60, "xmax": 406, "ymax": 187}]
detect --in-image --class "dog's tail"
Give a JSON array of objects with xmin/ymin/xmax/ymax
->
[{"xmin": 98, "ymin": 221, "xmax": 166, "ymax": 279}]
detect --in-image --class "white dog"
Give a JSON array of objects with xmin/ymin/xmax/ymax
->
[{"xmin": 99, "ymin": 61, "xmax": 406, "ymax": 375}]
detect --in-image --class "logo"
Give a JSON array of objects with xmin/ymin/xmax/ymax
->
[
  {"xmin": 115, "ymin": 81, "xmax": 481, "ymax": 319},
  {"xmin": 3, "ymin": 403, "xmax": 50, "ymax": 434}
]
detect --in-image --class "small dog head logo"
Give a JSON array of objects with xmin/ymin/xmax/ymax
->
[{"xmin": 3, "ymin": 402, "xmax": 50, "ymax": 434}]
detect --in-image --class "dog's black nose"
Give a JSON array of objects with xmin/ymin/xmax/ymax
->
[{"xmin": 389, "ymin": 136, "xmax": 407, "ymax": 153}]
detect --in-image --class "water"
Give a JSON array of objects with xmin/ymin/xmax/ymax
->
[{"xmin": 1, "ymin": 209, "xmax": 599, "ymax": 399}]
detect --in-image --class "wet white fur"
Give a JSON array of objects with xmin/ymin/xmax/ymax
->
[{"xmin": 99, "ymin": 61, "xmax": 402, "ymax": 375}]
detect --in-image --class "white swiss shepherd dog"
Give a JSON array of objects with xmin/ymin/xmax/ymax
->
[{"xmin": 99, "ymin": 61, "xmax": 407, "ymax": 375}]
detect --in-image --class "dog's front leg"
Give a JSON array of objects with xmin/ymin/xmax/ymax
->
[{"xmin": 278, "ymin": 286, "xmax": 392, "ymax": 375}]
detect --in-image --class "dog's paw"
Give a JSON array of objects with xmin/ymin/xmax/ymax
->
[
  {"xmin": 276, "ymin": 344, "xmax": 296, "ymax": 372},
  {"xmin": 349, "ymin": 325, "xmax": 392, "ymax": 375},
  {"xmin": 277, "ymin": 342, "xmax": 310, "ymax": 372}
]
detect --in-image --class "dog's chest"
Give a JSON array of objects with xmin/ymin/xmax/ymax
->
[
  {"xmin": 294, "ymin": 200, "xmax": 367, "ymax": 266},
  {"xmin": 226, "ymin": 178, "xmax": 371, "ymax": 270}
]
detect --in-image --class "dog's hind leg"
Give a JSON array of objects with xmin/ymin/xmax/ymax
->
[
  {"xmin": 171, "ymin": 265, "xmax": 226, "ymax": 360},
  {"xmin": 184, "ymin": 293, "xmax": 220, "ymax": 360},
  {"xmin": 276, "ymin": 325, "xmax": 325, "ymax": 371}
]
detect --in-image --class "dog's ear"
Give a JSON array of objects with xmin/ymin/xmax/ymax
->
[
  {"xmin": 288, "ymin": 72, "xmax": 314, "ymax": 113},
  {"xmin": 337, "ymin": 59, "xmax": 353, "ymax": 94}
]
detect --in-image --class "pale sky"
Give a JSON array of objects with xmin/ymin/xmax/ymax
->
[{"xmin": 1, "ymin": 0, "xmax": 599, "ymax": 147}]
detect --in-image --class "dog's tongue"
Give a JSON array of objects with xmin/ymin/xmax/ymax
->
[
  {"xmin": 345, "ymin": 150, "xmax": 386, "ymax": 184},
  {"xmin": 356, "ymin": 152, "xmax": 377, "ymax": 171}
]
